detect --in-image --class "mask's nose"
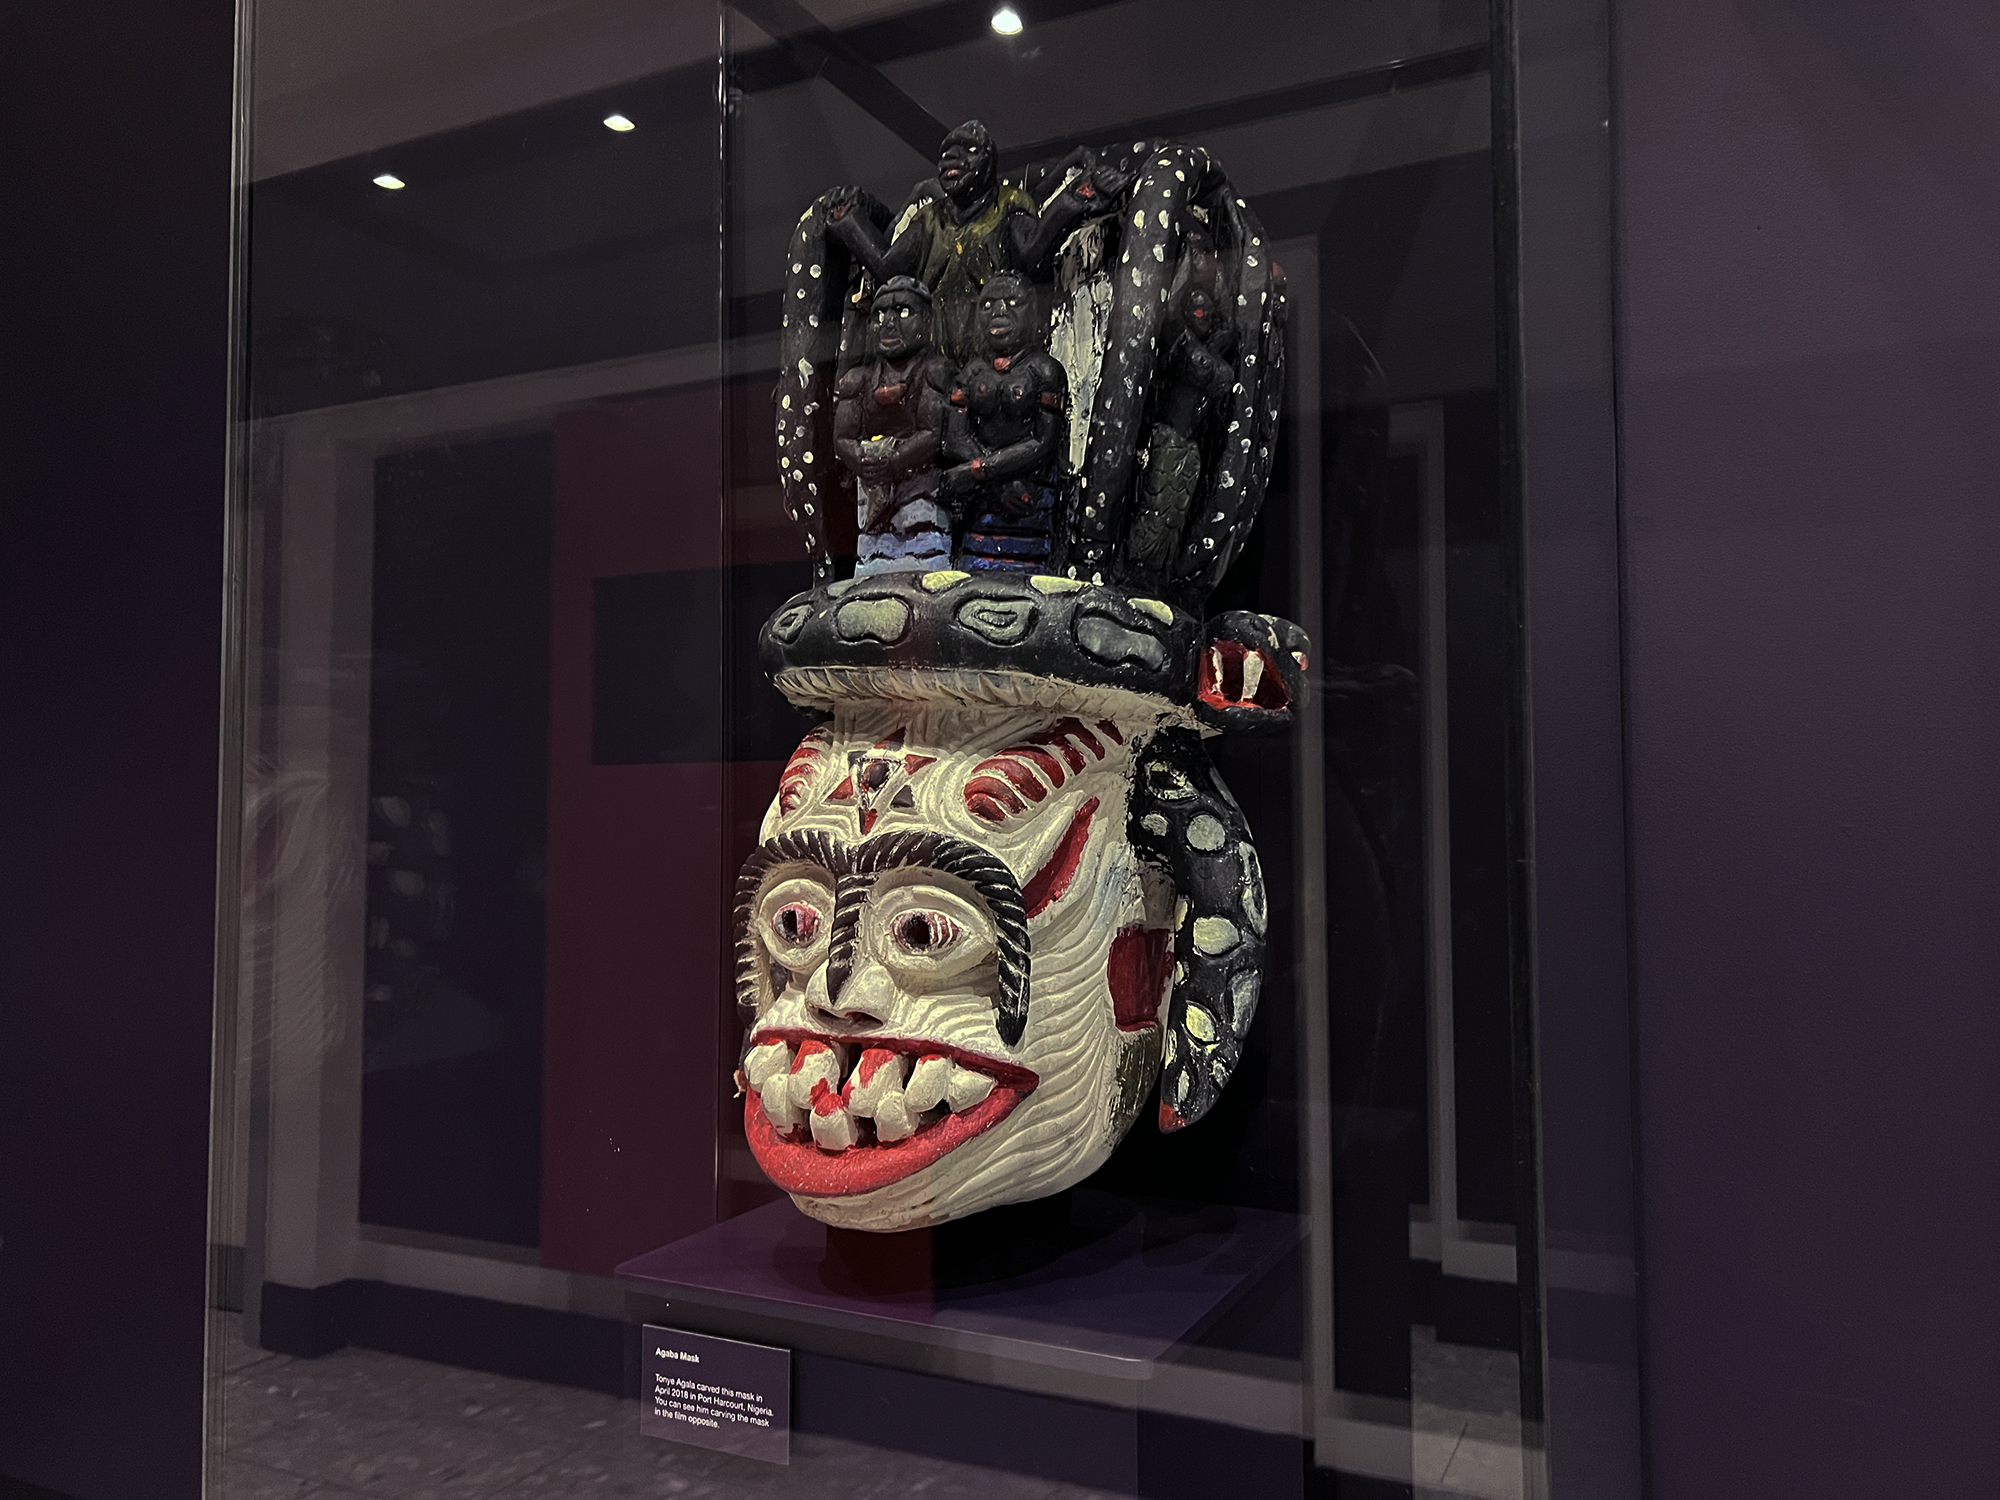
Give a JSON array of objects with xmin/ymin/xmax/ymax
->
[{"xmin": 811, "ymin": 957, "xmax": 898, "ymax": 1028}]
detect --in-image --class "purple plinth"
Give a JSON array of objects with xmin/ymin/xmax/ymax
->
[{"xmin": 616, "ymin": 1189, "xmax": 1301, "ymax": 1380}]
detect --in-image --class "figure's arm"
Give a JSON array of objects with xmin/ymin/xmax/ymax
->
[
  {"xmin": 1189, "ymin": 342, "xmax": 1231, "ymax": 398},
  {"xmin": 1006, "ymin": 158, "xmax": 1132, "ymax": 272},
  {"xmin": 826, "ymin": 191, "xmax": 923, "ymax": 281},
  {"xmin": 831, "ymin": 373, "xmax": 866, "ymax": 471},
  {"xmin": 953, "ymin": 398, "xmax": 1063, "ymax": 490},
  {"xmin": 823, "ymin": 189, "xmax": 889, "ymax": 276},
  {"xmin": 892, "ymin": 364, "xmax": 952, "ymax": 482},
  {"xmin": 938, "ymin": 377, "xmax": 1001, "ymax": 505},
  {"xmin": 940, "ymin": 375, "xmax": 984, "ymax": 467},
  {"xmin": 1179, "ymin": 342, "xmax": 1232, "ymax": 429}
]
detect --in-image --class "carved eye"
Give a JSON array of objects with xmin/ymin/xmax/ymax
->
[
  {"xmin": 772, "ymin": 902, "xmax": 820, "ymax": 947},
  {"xmin": 891, "ymin": 909, "xmax": 960, "ymax": 954}
]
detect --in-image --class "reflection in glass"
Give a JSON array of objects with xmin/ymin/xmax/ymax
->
[{"xmin": 213, "ymin": 4, "xmax": 1538, "ymax": 1496}]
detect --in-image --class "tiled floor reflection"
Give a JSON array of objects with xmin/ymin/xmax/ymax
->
[
  {"xmin": 217, "ymin": 1315, "xmax": 1526, "ymax": 1499},
  {"xmin": 1411, "ymin": 1327, "xmax": 1522, "ymax": 1500},
  {"xmin": 216, "ymin": 1318, "xmax": 1124, "ymax": 1500}
]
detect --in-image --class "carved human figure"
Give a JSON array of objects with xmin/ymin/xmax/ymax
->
[
  {"xmin": 1124, "ymin": 284, "xmax": 1235, "ymax": 587},
  {"xmin": 939, "ymin": 273, "xmax": 1068, "ymax": 572},
  {"xmin": 834, "ymin": 278, "xmax": 955, "ymax": 577},
  {"xmin": 826, "ymin": 120, "xmax": 1127, "ymax": 363}
]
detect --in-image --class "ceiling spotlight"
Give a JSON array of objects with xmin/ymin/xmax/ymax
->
[
  {"xmin": 991, "ymin": 6, "xmax": 1023, "ymax": 35},
  {"xmin": 603, "ymin": 113, "xmax": 635, "ymax": 132},
  {"xmin": 372, "ymin": 173, "xmax": 406, "ymax": 190}
]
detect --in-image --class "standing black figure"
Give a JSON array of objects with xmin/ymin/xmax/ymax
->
[
  {"xmin": 940, "ymin": 273, "xmax": 1069, "ymax": 572},
  {"xmin": 833, "ymin": 277, "xmax": 955, "ymax": 576},
  {"xmin": 1124, "ymin": 284, "xmax": 1235, "ymax": 590},
  {"xmin": 826, "ymin": 120, "xmax": 1127, "ymax": 363}
]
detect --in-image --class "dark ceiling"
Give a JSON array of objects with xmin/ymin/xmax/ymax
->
[{"xmin": 248, "ymin": 0, "xmax": 1490, "ymax": 413}]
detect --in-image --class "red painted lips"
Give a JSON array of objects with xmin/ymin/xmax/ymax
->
[
  {"xmin": 744, "ymin": 1083, "xmax": 1029, "ymax": 1197},
  {"xmin": 743, "ymin": 1029, "xmax": 1037, "ymax": 1198}
]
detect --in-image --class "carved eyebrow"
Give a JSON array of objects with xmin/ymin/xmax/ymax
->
[
  {"xmin": 733, "ymin": 828, "xmax": 1031, "ymax": 1047},
  {"xmin": 732, "ymin": 831, "xmax": 850, "ymax": 1023},
  {"xmin": 830, "ymin": 830, "xmax": 1030, "ymax": 1047}
]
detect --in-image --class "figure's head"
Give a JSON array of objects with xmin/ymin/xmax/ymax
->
[
  {"xmin": 871, "ymin": 276, "xmax": 932, "ymax": 359},
  {"xmin": 1182, "ymin": 284, "xmax": 1216, "ymax": 340},
  {"xmin": 936, "ymin": 120, "xmax": 996, "ymax": 209},
  {"xmin": 735, "ymin": 702, "xmax": 1172, "ymax": 1230},
  {"xmin": 978, "ymin": 273, "xmax": 1033, "ymax": 356}
]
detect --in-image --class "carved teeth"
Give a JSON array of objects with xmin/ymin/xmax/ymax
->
[
  {"xmin": 755, "ymin": 1042, "xmax": 805, "ymax": 1135},
  {"xmin": 902, "ymin": 1054, "xmax": 954, "ymax": 1114},
  {"xmin": 844, "ymin": 1047, "xmax": 910, "ymax": 1118},
  {"xmin": 901, "ymin": 1056, "xmax": 995, "ymax": 1116},
  {"xmin": 944, "ymin": 1065, "xmax": 995, "ymax": 1112},
  {"xmin": 745, "ymin": 1040, "xmax": 790, "ymax": 1095},
  {"xmin": 788, "ymin": 1038, "xmax": 849, "ymax": 1111},
  {"xmin": 806, "ymin": 1078, "xmax": 858, "ymax": 1150},
  {"xmin": 1240, "ymin": 649, "xmax": 1264, "ymax": 701},
  {"xmin": 873, "ymin": 1090, "xmax": 916, "ymax": 1143},
  {"xmin": 762, "ymin": 1085, "xmax": 805, "ymax": 1134},
  {"xmin": 752, "ymin": 1037, "xmax": 1004, "ymax": 1147}
]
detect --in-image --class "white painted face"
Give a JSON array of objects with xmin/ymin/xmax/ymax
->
[{"xmin": 735, "ymin": 701, "xmax": 1175, "ymax": 1230}]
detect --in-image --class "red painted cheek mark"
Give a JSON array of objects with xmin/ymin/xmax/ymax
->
[
  {"xmin": 965, "ymin": 718, "xmax": 1119, "ymax": 823},
  {"xmin": 1028, "ymin": 717, "xmax": 1093, "ymax": 770},
  {"xmin": 1021, "ymin": 797, "xmax": 1099, "ymax": 918},
  {"xmin": 988, "ymin": 757, "xmax": 1051, "ymax": 799},
  {"xmin": 777, "ymin": 732, "xmax": 830, "ymax": 815},
  {"xmin": 1109, "ymin": 924, "xmax": 1172, "ymax": 1029},
  {"xmin": 1011, "ymin": 746, "xmax": 1067, "ymax": 786},
  {"xmin": 965, "ymin": 785, "xmax": 1020, "ymax": 822},
  {"xmin": 1061, "ymin": 718, "xmax": 1106, "ymax": 759}
]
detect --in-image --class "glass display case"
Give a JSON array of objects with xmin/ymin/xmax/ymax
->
[{"xmin": 207, "ymin": 2, "xmax": 1636, "ymax": 1495}]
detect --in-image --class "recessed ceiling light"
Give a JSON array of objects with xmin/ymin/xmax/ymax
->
[
  {"xmin": 372, "ymin": 173, "xmax": 406, "ymax": 190},
  {"xmin": 603, "ymin": 113, "xmax": 636, "ymax": 132},
  {"xmin": 991, "ymin": 7, "xmax": 1023, "ymax": 35}
]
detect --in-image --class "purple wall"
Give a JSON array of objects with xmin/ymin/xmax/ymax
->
[
  {"xmin": 0, "ymin": 0, "xmax": 232, "ymax": 1495},
  {"xmin": 1615, "ymin": 1, "xmax": 2000, "ymax": 1492}
]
